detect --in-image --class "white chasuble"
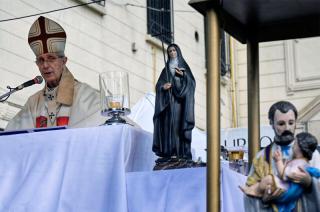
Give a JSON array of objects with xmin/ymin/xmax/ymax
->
[{"xmin": 5, "ymin": 67, "xmax": 105, "ymax": 130}]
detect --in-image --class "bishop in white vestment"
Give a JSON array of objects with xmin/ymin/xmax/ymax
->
[{"xmin": 6, "ymin": 16, "xmax": 105, "ymax": 130}]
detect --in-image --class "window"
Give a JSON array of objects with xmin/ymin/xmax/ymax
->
[
  {"xmin": 204, "ymin": 28, "xmax": 231, "ymax": 77},
  {"xmin": 285, "ymin": 38, "xmax": 320, "ymax": 93},
  {"xmin": 220, "ymin": 31, "xmax": 231, "ymax": 77},
  {"xmin": 147, "ymin": 0, "xmax": 173, "ymax": 44}
]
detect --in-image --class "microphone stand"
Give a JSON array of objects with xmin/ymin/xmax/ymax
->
[{"xmin": 0, "ymin": 86, "xmax": 19, "ymax": 103}]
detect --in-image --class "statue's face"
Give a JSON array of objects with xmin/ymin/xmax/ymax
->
[
  {"xmin": 292, "ymin": 140, "xmax": 302, "ymax": 158},
  {"xmin": 272, "ymin": 109, "xmax": 296, "ymax": 145},
  {"xmin": 168, "ymin": 46, "xmax": 177, "ymax": 59}
]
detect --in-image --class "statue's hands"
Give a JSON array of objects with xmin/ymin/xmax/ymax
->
[
  {"xmin": 175, "ymin": 68, "xmax": 184, "ymax": 76},
  {"xmin": 163, "ymin": 82, "xmax": 172, "ymax": 90},
  {"xmin": 258, "ymin": 175, "xmax": 281, "ymax": 203},
  {"xmin": 262, "ymin": 186, "xmax": 283, "ymax": 203},
  {"xmin": 287, "ymin": 166, "xmax": 312, "ymax": 187},
  {"xmin": 273, "ymin": 149, "xmax": 282, "ymax": 162}
]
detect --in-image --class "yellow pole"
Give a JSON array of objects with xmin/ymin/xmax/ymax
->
[
  {"xmin": 206, "ymin": 8, "xmax": 220, "ymax": 212},
  {"xmin": 229, "ymin": 37, "xmax": 238, "ymax": 128},
  {"xmin": 247, "ymin": 39, "xmax": 260, "ymax": 164}
]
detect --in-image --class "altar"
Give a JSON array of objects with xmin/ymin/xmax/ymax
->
[{"xmin": 0, "ymin": 125, "xmax": 246, "ymax": 212}]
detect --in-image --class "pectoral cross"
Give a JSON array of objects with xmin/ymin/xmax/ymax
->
[
  {"xmin": 49, "ymin": 112, "xmax": 55, "ymax": 120},
  {"xmin": 47, "ymin": 94, "xmax": 54, "ymax": 101}
]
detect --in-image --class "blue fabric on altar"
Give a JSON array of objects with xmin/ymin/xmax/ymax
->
[{"xmin": 0, "ymin": 125, "xmax": 246, "ymax": 212}]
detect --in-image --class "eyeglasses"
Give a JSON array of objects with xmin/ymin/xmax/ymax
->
[{"xmin": 35, "ymin": 56, "xmax": 63, "ymax": 66}]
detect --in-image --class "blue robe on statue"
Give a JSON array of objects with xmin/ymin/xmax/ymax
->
[{"xmin": 275, "ymin": 166, "xmax": 320, "ymax": 212}]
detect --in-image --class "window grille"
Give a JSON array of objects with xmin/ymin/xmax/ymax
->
[{"xmin": 147, "ymin": 0, "xmax": 172, "ymax": 44}]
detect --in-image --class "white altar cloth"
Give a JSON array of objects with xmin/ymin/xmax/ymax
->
[
  {"xmin": 126, "ymin": 167, "xmax": 206, "ymax": 212},
  {"xmin": 0, "ymin": 125, "xmax": 247, "ymax": 212},
  {"xmin": 0, "ymin": 125, "xmax": 155, "ymax": 212},
  {"xmin": 221, "ymin": 161, "xmax": 247, "ymax": 212},
  {"xmin": 126, "ymin": 165, "xmax": 247, "ymax": 212}
]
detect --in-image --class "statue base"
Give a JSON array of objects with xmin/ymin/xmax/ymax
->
[{"xmin": 153, "ymin": 157, "xmax": 206, "ymax": 171}]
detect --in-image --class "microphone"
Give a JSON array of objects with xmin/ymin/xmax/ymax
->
[{"xmin": 15, "ymin": 76, "xmax": 43, "ymax": 90}]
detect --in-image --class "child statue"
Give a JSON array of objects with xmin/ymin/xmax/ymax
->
[{"xmin": 241, "ymin": 132, "xmax": 320, "ymax": 212}]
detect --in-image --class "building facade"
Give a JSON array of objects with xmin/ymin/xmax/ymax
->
[{"xmin": 233, "ymin": 38, "xmax": 320, "ymax": 142}]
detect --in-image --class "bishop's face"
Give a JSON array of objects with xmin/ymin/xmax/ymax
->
[
  {"xmin": 36, "ymin": 53, "xmax": 67, "ymax": 88},
  {"xmin": 168, "ymin": 46, "xmax": 177, "ymax": 59},
  {"xmin": 272, "ymin": 109, "xmax": 296, "ymax": 145}
]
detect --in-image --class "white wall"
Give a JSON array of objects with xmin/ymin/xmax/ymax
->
[{"xmin": 234, "ymin": 38, "xmax": 320, "ymax": 128}]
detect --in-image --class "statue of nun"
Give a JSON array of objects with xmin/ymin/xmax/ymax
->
[{"xmin": 152, "ymin": 43, "xmax": 196, "ymax": 163}]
